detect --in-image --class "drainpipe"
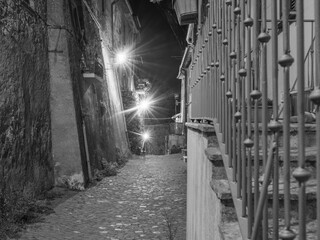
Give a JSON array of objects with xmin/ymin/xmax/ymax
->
[
  {"xmin": 111, "ymin": 0, "xmax": 120, "ymax": 49},
  {"xmin": 186, "ymin": 24, "xmax": 194, "ymax": 45}
]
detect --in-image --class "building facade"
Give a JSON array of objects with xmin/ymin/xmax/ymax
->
[{"xmin": 0, "ymin": 0, "xmax": 140, "ymax": 194}]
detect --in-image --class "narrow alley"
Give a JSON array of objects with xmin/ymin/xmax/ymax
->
[{"xmin": 19, "ymin": 154, "xmax": 187, "ymax": 240}]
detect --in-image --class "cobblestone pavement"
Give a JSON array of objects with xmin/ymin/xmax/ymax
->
[{"xmin": 19, "ymin": 154, "xmax": 187, "ymax": 240}]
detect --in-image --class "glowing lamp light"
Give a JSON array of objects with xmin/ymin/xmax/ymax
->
[
  {"xmin": 115, "ymin": 50, "xmax": 128, "ymax": 65},
  {"xmin": 139, "ymin": 99, "xmax": 151, "ymax": 111},
  {"xmin": 142, "ymin": 132, "xmax": 150, "ymax": 141}
]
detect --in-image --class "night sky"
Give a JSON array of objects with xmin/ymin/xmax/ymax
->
[{"xmin": 130, "ymin": 0, "xmax": 186, "ymax": 121}]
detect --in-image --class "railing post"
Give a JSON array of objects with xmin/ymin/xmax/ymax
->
[
  {"xmin": 293, "ymin": 1, "xmax": 312, "ymax": 239},
  {"xmin": 278, "ymin": 0, "xmax": 295, "ymax": 238},
  {"xmin": 309, "ymin": 0, "xmax": 320, "ymax": 239},
  {"xmin": 269, "ymin": 0, "xmax": 281, "ymax": 239},
  {"xmin": 244, "ymin": 0, "xmax": 254, "ymax": 235}
]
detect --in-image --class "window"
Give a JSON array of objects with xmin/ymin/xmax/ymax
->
[
  {"xmin": 102, "ymin": 0, "xmax": 105, "ymax": 14},
  {"xmin": 69, "ymin": 0, "xmax": 85, "ymax": 43}
]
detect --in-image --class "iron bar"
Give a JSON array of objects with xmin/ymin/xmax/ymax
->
[
  {"xmin": 240, "ymin": 0, "xmax": 247, "ymax": 218},
  {"xmin": 294, "ymin": 0, "xmax": 309, "ymax": 239},
  {"xmin": 245, "ymin": 0, "xmax": 253, "ymax": 234},
  {"xmin": 311, "ymin": 22, "xmax": 314, "ymax": 90},
  {"xmin": 314, "ymin": 0, "xmax": 320, "ymax": 238},
  {"xmin": 236, "ymin": 3, "xmax": 242, "ymax": 199},
  {"xmin": 221, "ymin": 0, "xmax": 226, "ymax": 143},
  {"xmin": 252, "ymin": 0, "xmax": 261, "ymax": 215},
  {"xmin": 227, "ymin": 0, "xmax": 232, "ymax": 164},
  {"xmin": 231, "ymin": 0, "xmax": 237, "ymax": 183},
  {"xmin": 278, "ymin": 0, "xmax": 294, "ymax": 238},
  {"xmin": 218, "ymin": 0, "xmax": 222, "ymax": 129},
  {"xmin": 251, "ymin": 140, "xmax": 276, "ymax": 240},
  {"xmin": 208, "ymin": 1, "xmax": 213, "ymax": 119},
  {"xmin": 213, "ymin": 0, "xmax": 218, "ymax": 118},
  {"xmin": 271, "ymin": 0, "xmax": 279, "ymax": 239},
  {"xmin": 260, "ymin": 0, "xmax": 269, "ymax": 238}
]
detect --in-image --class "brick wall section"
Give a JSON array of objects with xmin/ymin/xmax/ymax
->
[{"xmin": 0, "ymin": 0, "xmax": 54, "ymax": 194}]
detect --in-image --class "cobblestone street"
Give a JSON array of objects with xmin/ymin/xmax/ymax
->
[{"xmin": 19, "ymin": 154, "xmax": 187, "ymax": 240}]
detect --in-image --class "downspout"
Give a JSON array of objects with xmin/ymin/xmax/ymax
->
[
  {"xmin": 111, "ymin": 0, "xmax": 120, "ymax": 49},
  {"xmin": 181, "ymin": 68, "xmax": 188, "ymax": 143},
  {"xmin": 186, "ymin": 24, "xmax": 194, "ymax": 45}
]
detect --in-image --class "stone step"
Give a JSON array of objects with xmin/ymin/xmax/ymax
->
[
  {"xmin": 261, "ymin": 123, "xmax": 317, "ymax": 149},
  {"xmin": 211, "ymin": 178, "xmax": 317, "ymax": 239}
]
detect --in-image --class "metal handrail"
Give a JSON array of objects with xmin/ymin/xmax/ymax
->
[{"xmin": 188, "ymin": 0, "xmax": 318, "ymax": 239}]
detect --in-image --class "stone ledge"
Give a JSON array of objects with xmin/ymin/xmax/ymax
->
[
  {"xmin": 186, "ymin": 122, "xmax": 215, "ymax": 133},
  {"xmin": 210, "ymin": 179, "xmax": 232, "ymax": 200},
  {"xmin": 219, "ymin": 221, "xmax": 242, "ymax": 240},
  {"xmin": 205, "ymin": 147, "xmax": 222, "ymax": 164}
]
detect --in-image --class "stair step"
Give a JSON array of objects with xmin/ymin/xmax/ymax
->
[
  {"xmin": 267, "ymin": 215, "xmax": 317, "ymax": 239},
  {"xmin": 210, "ymin": 179, "xmax": 232, "ymax": 200},
  {"xmin": 220, "ymin": 221, "xmax": 242, "ymax": 240},
  {"xmin": 267, "ymin": 178, "xmax": 317, "ymax": 201}
]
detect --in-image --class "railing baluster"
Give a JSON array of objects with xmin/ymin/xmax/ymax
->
[
  {"xmin": 270, "ymin": 0, "xmax": 280, "ymax": 239},
  {"xmin": 221, "ymin": 0, "xmax": 226, "ymax": 142},
  {"xmin": 231, "ymin": 0, "xmax": 237, "ymax": 184},
  {"xmin": 252, "ymin": 139, "xmax": 276, "ymax": 240},
  {"xmin": 259, "ymin": 0, "xmax": 270, "ymax": 237},
  {"xmin": 244, "ymin": 0, "xmax": 253, "ymax": 235},
  {"xmin": 252, "ymin": 0, "xmax": 261, "ymax": 217},
  {"xmin": 239, "ymin": 0, "xmax": 247, "ymax": 218},
  {"xmin": 210, "ymin": 0, "xmax": 214, "ymax": 119},
  {"xmin": 208, "ymin": 1, "xmax": 212, "ymax": 119},
  {"xmin": 293, "ymin": 1, "xmax": 311, "ymax": 239},
  {"xmin": 278, "ymin": 0, "xmax": 295, "ymax": 238},
  {"xmin": 310, "ymin": 1, "xmax": 320, "ymax": 238},
  {"xmin": 226, "ymin": 0, "xmax": 233, "ymax": 166},
  {"xmin": 213, "ymin": 0, "xmax": 218, "ymax": 118},
  {"xmin": 204, "ymin": 8, "xmax": 209, "ymax": 119},
  {"xmin": 200, "ymin": 29, "xmax": 204, "ymax": 119},
  {"xmin": 224, "ymin": 0, "xmax": 230, "ymax": 155},
  {"xmin": 235, "ymin": 1, "xmax": 242, "ymax": 199},
  {"xmin": 218, "ymin": 0, "xmax": 222, "ymax": 128}
]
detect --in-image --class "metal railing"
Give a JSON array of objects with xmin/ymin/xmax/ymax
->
[{"xmin": 188, "ymin": 0, "xmax": 320, "ymax": 239}]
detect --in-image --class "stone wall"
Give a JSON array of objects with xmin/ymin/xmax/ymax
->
[
  {"xmin": 186, "ymin": 124, "xmax": 220, "ymax": 240},
  {"xmin": 0, "ymin": 0, "xmax": 54, "ymax": 194},
  {"xmin": 0, "ymin": 0, "xmax": 136, "ymax": 194},
  {"xmin": 186, "ymin": 123, "xmax": 242, "ymax": 240}
]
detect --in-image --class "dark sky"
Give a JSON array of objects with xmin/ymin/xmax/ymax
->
[{"xmin": 129, "ymin": 0, "xmax": 185, "ymax": 119}]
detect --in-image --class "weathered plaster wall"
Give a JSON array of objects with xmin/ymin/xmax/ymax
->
[
  {"xmin": 187, "ymin": 126, "xmax": 222, "ymax": 240},
  {"xmin": 0, "ymin": 0, "xmax": 135, "ymax": 194},
  {"xmin": 98, "ymin": 1, "xmax": 132, "ymax": 157},
  {"xmin": 0, "ymin": 0, "xmax": 53, "ymax": 194},
  {"xmin": 47, "ymin": 0, "xmax": 86, "ymax": 189},
  {"xmin": 65, "ymin": 0, "xmax": 132, "ymax": 171}
]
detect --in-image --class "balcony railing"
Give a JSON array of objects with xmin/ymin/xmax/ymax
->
[{"xmin": 188, "ymin": 0, "xmax": 320, "ymax": 239}]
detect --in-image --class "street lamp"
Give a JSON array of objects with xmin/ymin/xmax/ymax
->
[
  {"xmin": 115, "ymin": 50, "xmax": 129, "ymax": 65},
  {"xmin": 139, "ymin": 99, "xmax": 151, "ymax": 112},
  {"xmin": 142, "ymin": 132, "xmax": 150, "ymax": 141},
  {"xmin": 141, "ymin": 131, "xmax": 150, "ymax": 155}
]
